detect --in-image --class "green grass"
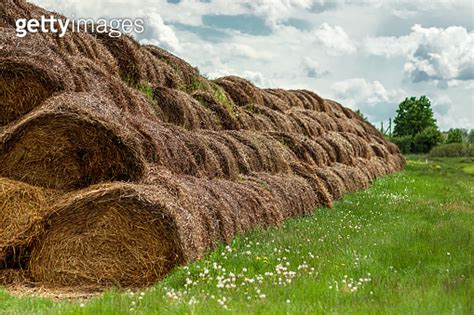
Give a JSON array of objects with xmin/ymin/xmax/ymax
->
[
  {"xmin": 1, "ymin": 157, "xmax": 473, "ymax": 314},
  {"xmin": 463, "ymin": 165, "xmax": 474, "ymax": 175}
]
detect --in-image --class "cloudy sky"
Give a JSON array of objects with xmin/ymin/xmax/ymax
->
[{"xmin": 31, "ymin": 0, "xmax": 473, "ymax": 130}]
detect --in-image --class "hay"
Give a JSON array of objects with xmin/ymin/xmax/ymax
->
[
  {"xmin": 0, "ymin": 0, "xmax": 407, "ymax": 290},
  {"xmin": 1, "ymin": 1, "xmax": 118, "ymax": 74},
  {"xmin": 28, "ymin": 183, "xmax": 184, "ymax": 287},
  {"xmin": 0, "ymin": 178, "xmax": 55, "ymax": 268},
  {"xmin": 192, "ymin": 91, "xmax": 240, "ymax": 130},
  {"xmin": 153, "ymin": 87, "xmax": 221, "ymax": 129},
  {"xmin": 0, "ymin": 65, "xmax": 61, "ymax": 126},
  {"xmin": 28, "ymin": 169, "xmax": 321, "ymax": 287},
  {"xmin": 0, "ymin": 93, "xmax": 145, "ymax": 190},
  {"xmin": 144, "ymin": 45, "xmax": 199, "ymax": 89},
  {"xmin": 215, "ymin": 76, "xmax": 264, "ymax": 107}
]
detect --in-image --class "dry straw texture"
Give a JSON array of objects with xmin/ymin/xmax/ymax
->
[{"xmin": 0, "ymin": 0, "xmax": 405, "ymax": 289}]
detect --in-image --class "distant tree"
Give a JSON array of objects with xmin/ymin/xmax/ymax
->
[
  {"xmin": 393, "ymin": 96, "xmax": 437, "ymax": 137},
  {"xmin": 392, "ymin": 96, "xmax": 442, "ymax": 153},
  {"xmin": 413, "ymin": 127, "xmax": 443, "ymax": 153},
  {"xmin": 446, "ymin": 128, "xmax": 464, "ymax": 144},
  {"xmin": 469, "ymin": 129, "xmax": 474, "ymax": 144}
]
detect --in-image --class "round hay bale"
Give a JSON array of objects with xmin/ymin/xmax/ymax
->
[
  {"xmin": 28, "ymin": 183, "xmax": 186, "ymax": 287},
  {"xmin": 192, "ymin": 90, "xmax": 239, "ymax": 130},
  {"xmin": 290, "ymin": 163, "xmax": 333, "ymax": 208},
  {"xmin": 215, "ymin": 76, "xmax": 264, "ymax": 107},
  {"xmin": 0, "ymin": 93, "xmax": 145, "ymax": 191},
  {"xmin": 0, "ymin": 64, "xmax": 63, "ymax": 126},
  {"xmin": 314, "ymin": 167, "xmax": 345, "ymax": 200},
  {"xmin": 0, "ymin": 269, "xmax": 28, "ymax": 286},
  {"xmin": 153, "ymin": 87, "xmax": 220, "ymax": 130},
  {"xmin": 0, "ymin": 178, "xmax": 54, "ymax": 267},
  {"xmin": 144, "ymin": 45, "xmax": 200, "ymax": 88}
]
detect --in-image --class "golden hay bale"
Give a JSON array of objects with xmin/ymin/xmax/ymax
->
[
  {"xmin": 0, "ymin": 93, "xmax": 145, "ymax": 191},
  {"xmin": 0, "ymin": 269, "xmax": 28, "ymax": 286},
  {"xmin": 153, "ymin": 86, "xmax": 221, "ymax": 130},
  {"xmin": 29, "ymin": 168, "xmax": 322, "ymax": 287},
  {"xmin": 314, "ymin": 167, "xmax": 346, "ymax": 200},
  {"xmin": 0, "ymin": 29, "xmax": 155, "ymax": 120},
  {"xmin": 0, "ymin": 178, "xmax": 55, "ymax": 267},
  {"xmin": 269, "ymin": 132, "xmax": 329, "ymax": 167},
  {"xmin": 144, "ymin": 45, "xmax": 200, "ymax": 90},
  {"xmin": 0, "ymin": 64, "xmax": 62, "ymax": 126},
  {"xmin": 192, "ymin": 91, "xmax": 240, "ymax": 130},
  {"xmin": 215, "ymin": 76, "xmax": 264, "ymax": 107},
  {"xmin": 289, "ymin": 163, "xmax": 333, "ymax": 208},
  {"xmin": 2, "ymin": 1, "xmax": 118, "ymax": 74},
  {"xmin": 29, "ymin": 183, "xmax": 185, "ymax": 287}
]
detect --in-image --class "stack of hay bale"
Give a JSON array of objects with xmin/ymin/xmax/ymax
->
[{"xmin": 0, "ymin": 0, "xmax": 404, "ymax": 288}]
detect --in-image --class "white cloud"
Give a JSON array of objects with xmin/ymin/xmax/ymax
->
[
  {"xmin": 365, "ymin": 25, "xmax": 474, "ymax": 83},
  {"xmin": 301, "ymin": 57, "xmax": 328, "ymax": 78},
  {"xmin": 330, "ymin": 78, "xmax": 406, "ymax": 125},
  {"xmin": 431, "ymin": 95, "xmax": 473, "ymax": 131},
  {"xmin": 140, "ymin": 13, "xmax": 181, "ymax": 52},
  {"xmin": 331, "ymin": 78, "xmax": 404, "ymax": 107},
  {"xmin": 313, "ymin": 23, "xmax": 357, "ymax": 55},
  {"xmin": 242, "ymin": 71, "xmax": 273, "ymax": 87}
]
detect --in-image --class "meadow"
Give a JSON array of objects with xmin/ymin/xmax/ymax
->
[{"xmin": 1, "ymin": 156, "xmax": 472, "ymax": 314}]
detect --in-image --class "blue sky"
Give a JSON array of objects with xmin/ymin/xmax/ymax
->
[{"xmin": 32, "ymin": 0, "xmax": 474, "ymax": 130}]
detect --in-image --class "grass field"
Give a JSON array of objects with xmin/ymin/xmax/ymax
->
[{"xmin": 1, "ymin": 156, "xmax": 473, "ymax": 314}]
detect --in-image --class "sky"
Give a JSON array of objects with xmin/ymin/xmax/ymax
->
[{"xmin": 31, "ymin": 0, "xmax": 474, "ymax": 131}]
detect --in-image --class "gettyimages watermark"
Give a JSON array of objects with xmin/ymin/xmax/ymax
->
[{"xmin": 15, "ymin": 15, "xmax": 145, "ymax": 38}]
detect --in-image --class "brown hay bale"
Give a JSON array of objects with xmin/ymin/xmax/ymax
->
[
  {"xmin": 314, "ymin": 167, "xmax": 345, "ymax": 200},
  {"xmin": 269, "ymin": 132, "xmax": 329, "ymax": 167},
  {"xmin": 331, "ymin": 163, "xmax": 370, "ymax": 193},
  {"xmin": 370, "ymin": 142, "xmax": 390, "ymax": 159},
  {"xmin": 285, "ymin": 111, "xmax": 321, "ymax": 137},
  {"xmin": 0, "ymin": 93, "xmax": 145, "ymax": 191},
  {"xmin": 1, "ymin": 1, "xmax": 118, "ymax": 74},
  {"xmin": 226, "ymin": 131, "xmax": 294, "ymax": 174},
  {"xmin": 0, "ymin": 62, "xmax": 64, "ymax": 126},
  {"xmin": 192, "ymin": 91, "xmax": 240, "ymax": 130},
  {"xmin": 245, "ymin": 172, "xmax": 318, "ymax": 218},
  {"xmin": 323, "ymin": 132, "xmax": 355, "ymax": 164},
  {"xmin": 0, "ymin": 29, "xmax": 73, "ymax": 126},
  {"xmin": 144, "ymin": 45, "xmax": 199, "ymax": 88},
  {"xmin": 153, "ymin": 87, "xmax": 221, "ymax": 129},
  {"xmin": 29, "ymin": 166, "xmax": 325, "ymax": 288},
  {"xmin": 195, "ymin": 131, "xmax": 240, "ymax": 179},
  {"xmin": 313, "ymin": 137, "xmax": 338, "ymax": 164},
  {"xmin": 290, "ymin": 163, "xmax": 333, "ymax": 208},
  {"xmin": 0, "ymin": 178, "xmax": 55, "ymax": 268},
  {"xmin": 215, "ymin": 76, "xmax": 264, "ymax": 107},
  {"xmin": 92, "ymin": 33, "xmax": 150, "ymax": 86},
  {"xmin": 0, "ymin": 269, "xmax": 28, "ymax": 286},
  {"xmin": 0, "ymin": 29, "xmax": 155, "ymax": 120},
  {"xmin": 261, "ymin": 91, "xmax": 289, "ymax": 111},
  {"xmin": 28, "ymin": 183, "xmax": 186, "ymax": 287}
]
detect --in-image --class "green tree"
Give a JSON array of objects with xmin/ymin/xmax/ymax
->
[
  {"xmin": 446, "ymin": 128, "xmax": 464, "ymax": 144},
  {"xmin": 393, "ymin": 96, "xmax": 437, "ymax": 137},
  {"xmin": 469, "ymin": 129, "xmax": 474, "ymax": 144},
  {"xmin": 413, "ymin": 127, "xmax": 443, "ymax": 153}
]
